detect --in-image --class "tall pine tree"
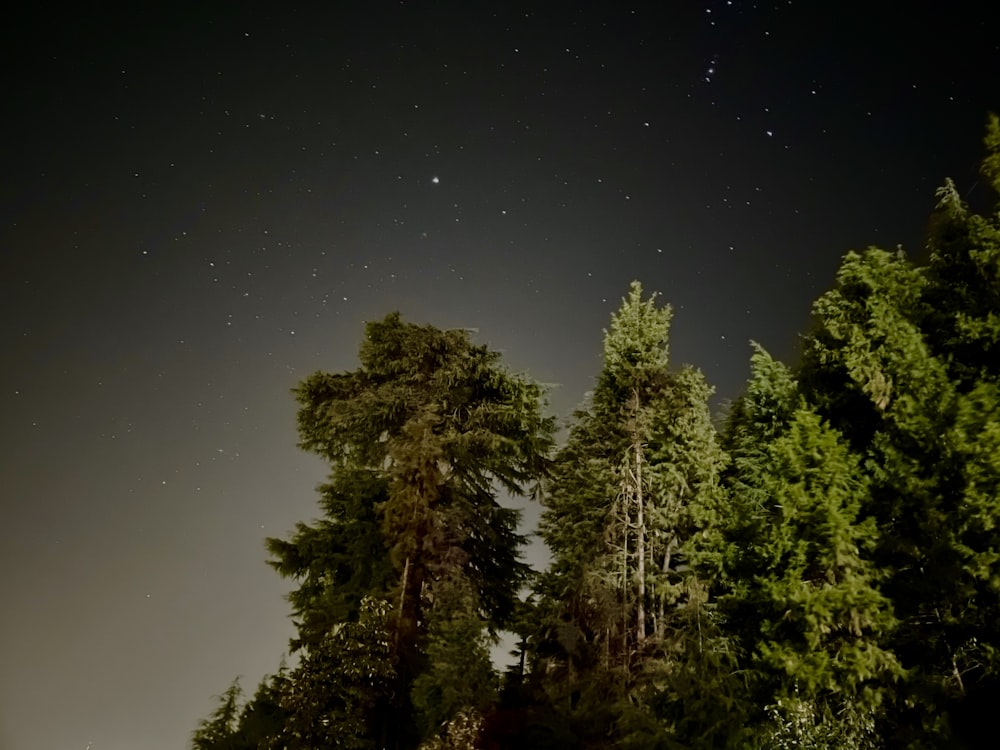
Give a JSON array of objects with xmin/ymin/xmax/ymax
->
[
  {"xmin": 534, "ymin": 282, "xmax": 726, "ymax": 747},
  {"xmin": 798, "ymin": 119, "xmax": 1000, "ymax": 745},
  {"xmin": 267, "ymin": 313, "xmax": 554, "ymax": 747},
  {"xmin": 721, "ymin": 346, "xmax": 899, "ymax": 749}
]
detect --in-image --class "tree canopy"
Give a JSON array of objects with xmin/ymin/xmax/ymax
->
[{"xmin": 193, "ymin": 117, "xmax": 1000, "ymax": 750}]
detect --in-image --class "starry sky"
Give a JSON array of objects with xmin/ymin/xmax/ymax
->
[{"xmin": 1, "ymin": 2, "xmax": 996, "ymax": 748}]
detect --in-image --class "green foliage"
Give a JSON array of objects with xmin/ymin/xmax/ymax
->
[
  {"xmin": 236, "ymin": 672, "xmax": 289, "ymax": 750},
  {"xmin": 191, "ymin": 679, "xmax": 244, "ymax": 750},
  {"xmin": 924, "ymin": 160, "xmax": 1000, "ymax": 387},
  {"xmin": 191, "ymin": 673, "xmax": 289, "ymax": 750},
  {"xmin": 759, "ymin": 694, "xmax": 879, "ymax": 750},
  {"xmin": 718, "ymin": 346, "xmax": 899, "ymax": 747},
  {"xmin": 748, "ymin": 410, "xmax": 897, "ymax": 703},
  {"xmin": 417, "ymin": 709, "xmax": 484, "ymax": 750},
  {"xmin": 266, "ymin": 468, "xmax": 392, "ymax": 649},
  {"xmin": 411, "ymin": 577, "xmax": 498, "ymax": 737},
  {"xmin": 534, "ymin": 282, "xmax": 730, "ymax": 747},
  {"xmin": 795, "ymin": 133, "xmax": 1000, "ymax": 744},
  {"xmin": 647, "ymin": 365, "xmax": 729, "ymax": 604},
  {"xmin": 294, "ymin": 312, "xmax": 553, "ymax": 498},
  {"xmin": 279, "ymin": 597, "xmax": 397, "ymax": 750},
  {"xmin": 192, "ymin": 120, "xmax": 1000, "ymax": 750},
  {"xmin": 280, "ymin": 313, "xmax": 553, "ymax": 647},
  {"xmin": 979, "ymin": 112, "xmax": 1000, "ymax": 198},
  {"xmin": 263, "ymin": 313, "xmax": 553, "ymax": 747},
  {"xmin": 600, "ymin": 279, "xmax": 673, "ymax": 399}
]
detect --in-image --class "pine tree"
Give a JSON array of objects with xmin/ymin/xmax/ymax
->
[
  {"xmin": 411, "ymin": 576, "xmax": 497, "ymax": 740},
  {"xmin": 266, "ymin": 467, "xmax": 392, "ymax": 650},
  {"xmin": 234, "ymin": 671, "xmax": 289, "ymax": 750},
  {"xmin": 266, "ymin": 313, "xmax": 554, "ymax": 747},
  {"xmin": 278, "ymin": 597, "xmax": 397, "ymax": 750},
  {"xmin": 534, "ymin": 282, "xmax": 727, "ymax": 746},
  {"xmin": 720, "ymin": 346, "xmax": 900, "ymax": 748},
  {"xmin": 191, "ymin": 680, "xmax": 244, "ymax": 750},
  {"xmin": 800, "ymin": 212, "xmax": 1000, "ymax": 745},
  {"xmin": 923, "ymin": 114, "xmax": 1000, "ymax": 387},
  {"xmin": 191, "ymin": 672, "xmax": 290, "ymax": 750}
]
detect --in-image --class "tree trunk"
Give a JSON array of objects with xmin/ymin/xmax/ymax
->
[
  {"xmin": 622, "ymin": 489, "xmax": 630, "ymax": 660},
  {"xmin": 656, "ymin": 544, "xmax": 673, "ymax": 641},
  {"xmin": 396, "ymin": 554, "xmax": 411, "ymax": 646},
  {"xmin": 635, "ymin": 433, "xmax": 646, "ymax": 646}
]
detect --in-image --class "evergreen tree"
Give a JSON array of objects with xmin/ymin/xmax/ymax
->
[
  {"xmin": 534, "ymin": 282, "xmax": 727, "ymax": 746},
  {"xmin": 411, "ymin": 576, "xmax": 497, "ymax": 740},
  {"xmin": 266, "ymin": 467, "xmax": 392, "ymax": 650},
  {"xmin": 191, "ymin": 680, "xmax": 244, "ymax": 750},
  {"xmin": 799, "ymin": 159, "xmax": 1000, "ymax": 745},
  {"xmin": 235, "ymin": 671, "xmax": 290, "ymax": 750},
  {"xmin": 191, "ymin": 672, "xmax": 290, "ymax": 750},
  {"xmin": 719, "ymin": 346, "xmax": 900, "ymax": 748},
  {"xmin": 266, "ymin": 313, "xmax": 554, "ymax": 746},
  {"xmin": 913, "ymin": 117, "xmax": 1000, "ymax": 746},
  {"xmin": 278, "ymin": 597, "xmax": 397, "ymax": 750},
  {"xmin": 923, "ymin": 114, "xmax": 1000, "ymax": 388}
]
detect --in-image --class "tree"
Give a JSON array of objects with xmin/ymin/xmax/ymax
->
[
  {"xmin": 538, "ymin": 282, "xmax": 676, "ymax": 669},
  {"xmin": 799, "ymin": 231, "xmax": 1000, "ymax": 744},
  {"xmin": 267, "ymin": 312, "xmax": 554, "ymax": 747},
  {"xmin": 914, "ymin": 117, "xmax": 1000, "ymax": 746},
  {"xmin": 718, "ymin": 346, "xmax": 900, "ymax": 749},
  {"xmin": 534, "ymin": 282, "xmax": 727, "ymax": 746},
  {"xmin": 278, "ymin": 597, "xmax": 397, "ymax": 750},
  {"xmin": 190, "ymin": 671, "xmax": 290, "ymax": 750},
  {"xmin": 191, "ymin": 679, "xmax": 244, "ymax": 750},
  {"xmin": 266, "ymin": 467, "xmax": 393, "ymax": 650},
  {"xmin": 235, "ymin": 671, "xmax": 290, "ymax": 750},
  {"xmin": 922, "ymin": 115, "xmax": 1000, "ymax": 388},
  {"xmin": 411, "ymin": 576, "xmax": 497, "ymax": 739}
]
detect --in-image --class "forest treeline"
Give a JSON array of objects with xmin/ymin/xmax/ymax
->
[{"xmin": 192, "ymin": 119, "xmax": 1000, "ymax": 749}]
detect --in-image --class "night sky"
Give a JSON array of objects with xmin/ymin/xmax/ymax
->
[{"xmin": 1, "ymin": 3, "xmax": 996, "ymax": 748}]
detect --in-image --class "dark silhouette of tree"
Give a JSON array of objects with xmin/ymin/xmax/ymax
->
[{"xmin": 268, "ymin": 313, "xmax": 554, "ymax": 747}]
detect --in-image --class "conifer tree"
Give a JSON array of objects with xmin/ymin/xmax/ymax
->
[
  {"xmin": 266, "ymin": 468, "xmax": 392, "ymax": 650},
  {"xmin": 411, "ymin": 576, "xmax": 498, "ymax": 739},
  {"xmin": 191, "ymin": 672, "xmax": 290, "ymax": 750},
  {"xmin": 265, "ymin": 313, "xmax": 554, "ymax": 747},
  {"xmin": 534, "ymin": 282, "xmax": 726, "ymax": 746},
  {"xmin": 799, "ymin": 145, "xmax": 1000, "ymax": 744},
  {"xmin": 278, "ymin": 597, "xmax": 397, "ymax": 750},
  {"xmin": 191, "ymin": 680, "xmax": 244, "ymax": 750},
  {"xmin": 235, "ymin": 672, "xmax": 289, "ymax": 750},
  {"xmin": 923, "ymin": 114, "xmax": 1000, "ymax": 387},
  {"xmin": 720, "ymin": 346, "xmax": 900, "ymax": 748}
]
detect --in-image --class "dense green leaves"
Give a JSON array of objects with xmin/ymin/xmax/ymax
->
[
  {"xmin": 785, "ymin": 122, "xmax": 1000, "ymax": 746},
  {"xmin": 798, "ymin": 206, "xmax": 1000, "ymax": 746},
  {"xmin": 722, "ymin": 371, "xmax": 900, "ymax": 743},
  {"xmin": 263, "ymin": 313, "xmax": 552, "ymax": 748},
  {"xmin": 191, "ymin": 680, "xmax": 243, "ymax": 750},
  {"xmin": 411, "ymin": 577, "xmax": 498, "ymax": 738},
  {"xmin": 533, "ymin": 282, "xmax": 729, "ymax": 747},
  {"xmin": 284, "ymin": 314, "xmax": 553, "ymax": 646},
  {"xmin": 265, "ymin": 467, "xmax": 392, "ymax": 649},
  {"xmin": 279, "ymin": 597, "xmax": 397, "ymax": 750},
  {"xmin": 191, "ymin": 674, "xmax": 288, "ymax": 750}
]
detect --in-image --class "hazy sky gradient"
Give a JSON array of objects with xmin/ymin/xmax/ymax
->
[{"xmin": 1, "ymin": 3, "xmax": 997, "ymax": 748}]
